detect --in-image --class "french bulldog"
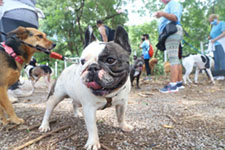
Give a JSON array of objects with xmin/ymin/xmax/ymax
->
[
  {"xmin": 182, "ymin": 54, "xmax": 215, "ymax": 84},
  {"xmin": 130, "ymin": 57, "xmax": 143, "ymax": 89},
  {"xmin": 39, "ymin": 25, "xmax": 133, "ymax": 150}
]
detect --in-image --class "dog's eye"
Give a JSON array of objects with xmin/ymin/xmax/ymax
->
[
  {"xmin": 81, "ymin": 59, "xmax": 86, "ymax": 65},
  {"xmin": 37, "ymin": 34, "xmax": 43, "ymax": 38},
  {"xmin": 106, "ymin": 57, "xmax": 116, "ymax": 64}
]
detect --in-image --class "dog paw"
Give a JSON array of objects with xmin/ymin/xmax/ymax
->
[
  {"xmin": 73, "ymin": 111, "xmax": 82, "ymax": 118},
  {"xmin": 1, "ymin": 119, "xmax": 9, "ymax": 126},
  {"xmin": 39, "ymin": 123, "xmax": 50, "ymax": 132},
  {"xmin": 85, "ymin": 140, "xmax": 101, "ymax": 150},
  {"xmin": 10, "ymin": 117, "xmax": 24, "ymax": 124},
  {"xmin": 120, "ymin": 123, "xmax": 134, "ymax": 132}
]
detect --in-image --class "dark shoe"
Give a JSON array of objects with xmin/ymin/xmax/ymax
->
[
  {"xmin": 159, "ymin": 84, "xmax": 179, "ymax": 93},
  {"xmin": 176, "ymin": 82, "xmax": 185, "ymax": 89}
]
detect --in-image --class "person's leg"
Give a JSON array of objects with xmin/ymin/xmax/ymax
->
[
  {"xmin": 170, "ymin": 64, "xmax": 179, "ymax": 82},
  {"xmin": 144, "ymin": 59, "xmax": 151, "ymax": 76},
  {"xmin": 213, "ymin": 48, "xmax": 220, "ymax": 71},
  {"xmin": 159, "ymin": 25, "xmax": 183, "ymax": 93},
  {"xmin": 178, "ymin": 64, "xmax": 183, "ymax": 81},
  {"xmin": 216, "ymin": 45, "xmax": 225, "ymax": 70}
]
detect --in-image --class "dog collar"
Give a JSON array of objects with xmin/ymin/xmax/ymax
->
[{"xmin": 1, "ymin": 42, "xmax": 24, "ymax": 64}]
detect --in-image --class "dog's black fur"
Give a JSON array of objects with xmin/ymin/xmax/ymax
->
[{"xmin": 130, "ymin": 57, "xmax": 143, "ymax": 89}]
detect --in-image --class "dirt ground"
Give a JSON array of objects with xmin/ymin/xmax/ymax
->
[{"xmin": 1, "ymin": 74, "xmax": 225, "ymax": 150}]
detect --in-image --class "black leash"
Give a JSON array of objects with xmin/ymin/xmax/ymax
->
[{"xmin": 0, "ymin": 31, "xmax": 51, "ymax": 54}]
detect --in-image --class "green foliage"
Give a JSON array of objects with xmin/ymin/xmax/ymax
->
[
  {"xmin": 35, "ymin": 0, "xmax": 225, "ymax": 75},
  {"xmin": 35, "ymin": 0, "xmax": 128, "ymax": 73}
]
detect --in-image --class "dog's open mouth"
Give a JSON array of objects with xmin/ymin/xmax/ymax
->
[
  {"xmin": 86, "ymin": 81, "xmax": 102, "ymax": 90},
  {"xmin": 85, "ymin": 81, "xmax": 110, "ymax": 96},
  {"xmin": 36, "ymin": 45, "xmax": 55, "ymax": 54}
]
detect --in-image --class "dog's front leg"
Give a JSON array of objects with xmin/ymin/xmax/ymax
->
[
  {"xmin": 115, "ymin": 103, "xmax": 133, "ymax": 132},
  {"xmin": 194, "ymin": 68, "xmax": 200, "ymax": 83},
  {"xmin": 206, "ymin": 69, "xmax": 215, "ymax": 84},
  {"xmin": 0, "ymin": 105, "xmax": 8, "ymax": 125},
  {"xmin": 83, "ymin": 106, "xmax": 100, "ymax": 150},
  {"xmin": 39, "ymin": 94, "xmax": 65, "ymax": 132},
  {"xmin": 0, "ymin": 87, "xmax": 24, "ymax": 124}
]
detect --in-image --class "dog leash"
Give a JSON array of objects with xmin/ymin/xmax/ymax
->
[
  {"xmin": 0, "ymin": 31, "xmax": 68, "ymax": 61},
  {"xmin": 182, "ymin": 40, "xmax": 202, "ymax": 54},
  {"xmin": 0, "ymin": 31, "xmax": 51, "ymax": 54}
]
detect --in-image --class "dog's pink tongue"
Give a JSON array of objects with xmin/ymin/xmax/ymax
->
[{"xmin": 87, "ymin": 82, "xmax": 102, "ymax": 90}]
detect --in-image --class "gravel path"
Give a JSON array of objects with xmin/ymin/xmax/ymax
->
[{"xmin": 0, "ymin": 75, "xmax": 225, "ymax": 150}]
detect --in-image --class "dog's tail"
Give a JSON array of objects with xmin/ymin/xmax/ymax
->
[{"xmin": 46, "ymin": 79, "xmax": 57, "ymax": 100}]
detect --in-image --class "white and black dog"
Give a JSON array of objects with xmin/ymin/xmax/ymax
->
[
  {"xmin": 182, "ymin": 54, "xmax": 215, "ymax": 84},
  {"xmin": 25, "ymin": 63, "xmax": 52, "ymax": 91},
  {"xmin": 39, "ymin": 26, "xmax": 133, "ymax": 150}
]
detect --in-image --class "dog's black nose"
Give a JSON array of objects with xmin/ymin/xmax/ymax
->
[{"xmin": 88, "ymin": 64, "xmax": 100, "ymax": 72}]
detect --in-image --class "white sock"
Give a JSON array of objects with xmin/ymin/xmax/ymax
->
[{"xmin": 170, "ymin": 82, "xmax": 177, "ymax": 86}]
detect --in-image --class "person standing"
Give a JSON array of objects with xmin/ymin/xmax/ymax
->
[
  {"xmin": 140, "ymin": 34, "xmax": 151, "ymax": 80},
  {"xmin": 96, "ymin": 20, "xmax": 115, "ymax": 42},
  {"xmin": 208, "ymin": 14, "xmax": 225, "ymax": 79},
  {"xmin": 155, "ymin": 0, "xmax": 184, "ymax": 93}
]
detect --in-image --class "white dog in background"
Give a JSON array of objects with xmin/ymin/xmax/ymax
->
[{"xmin": 182, "ymin": 54, "xmax": 215, "ymax": 84}]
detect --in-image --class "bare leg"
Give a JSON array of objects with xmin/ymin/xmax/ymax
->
[
  {"xmin": 170, "ymin": 64, "xmax": 179, "ymax": 82},
  {"xmin": 178, "ymin": 64, "xmax": 183, "ymax": 81}
]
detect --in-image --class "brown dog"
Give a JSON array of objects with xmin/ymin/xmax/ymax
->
[
  {"xmin": 149, "ymin": 58, "xmax": 158, "ymax": 74},
  {"xmin": 142, "ymin": 58, "xmax": 158, "ymax": 75},
  {"xmin": 0, "ymin": 26, "xmax": 55, "ymax": 125},
  {"xmin": 164, "ymin": 61, "xmax": 171, "ymax": 75}
]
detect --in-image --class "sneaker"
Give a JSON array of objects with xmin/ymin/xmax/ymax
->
[
  {"xmin": 144, "ymin": 76, "xmax": 152, "ymax": 81},
  {"xmin": 159, "ymin": 84, "xmax": 179, "ymax": 93},
  {"xmin": 214, "ymin": 76, "xmax": 225, "ymax": 80},
  {"xmin": 176, "ymin": 82, "xmax": 185, "ymax": 89}
]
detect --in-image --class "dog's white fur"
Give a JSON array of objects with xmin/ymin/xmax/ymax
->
[
  {"xmin": 182, "ymin": 54, "xmax": 215, "ymax": 84},
  {"xmin": 39, "ymin": 41, "xmax": 133, "ymax": 150}
]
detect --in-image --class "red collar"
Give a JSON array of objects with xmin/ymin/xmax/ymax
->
[{"xmin": 1, "ymin": 42, "xmax": 24, "ymax": 64}]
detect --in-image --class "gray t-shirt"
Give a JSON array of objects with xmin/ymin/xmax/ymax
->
[{"xmin": 3, "ymin": 0, "xmax": 38, "ymax": 27}]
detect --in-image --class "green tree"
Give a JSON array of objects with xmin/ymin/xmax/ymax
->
[{"xmin": 35, "ymin": 0, "xmax": 128, "ymax": 67}]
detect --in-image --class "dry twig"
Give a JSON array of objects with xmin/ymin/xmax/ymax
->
[
  {"xmin": 50, "ymin": 131, "xmax": 76, "ymax": 146},
  {"xmin": 166, "ymin": 115, "xmax": 177, "ymax": 124},
  {"xmin": 13, "ymin": 125, "xmax": 71, "ymax": 150},
  {"xmin": 101, "ymin": 144, "xmax": 113, "ymax": 150}
]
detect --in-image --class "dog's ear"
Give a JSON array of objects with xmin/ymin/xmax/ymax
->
[
  {"xmin": 84, "ymin": 25, "xmax": 96, "ymax": 48},
  {"xmin": 7, "ymin": 26, "xmax": 30, "ymax": 40},
  {"xmin": 114, "ymin": 25, "xmax": 131, "ymax": 55}
]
